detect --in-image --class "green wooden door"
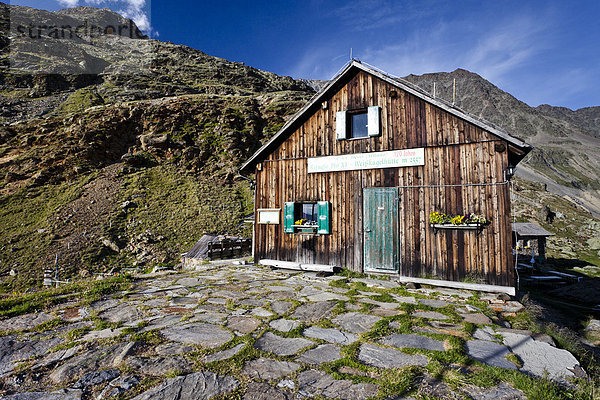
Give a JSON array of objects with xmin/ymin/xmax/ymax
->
[{"xmin": 363, "ymin": 187, "xmax": 399, "ymax": 273}]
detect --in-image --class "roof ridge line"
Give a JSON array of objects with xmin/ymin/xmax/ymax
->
[{"xmin": 358, "ymin": 61, "xmax": 515, "ymax": 138}]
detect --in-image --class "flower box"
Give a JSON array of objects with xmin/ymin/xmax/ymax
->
[
  {"xmin": 293, "ymin": 225, "xmax": 318, "ymax": 234},
  {"xmin": 430, "ymin": 223, "xmax": 485, "ymax": 232}
]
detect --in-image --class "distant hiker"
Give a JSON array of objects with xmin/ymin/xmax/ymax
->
[{"xmin": 544, "ymin": 205, "xmax": 556, "ymax": 224}]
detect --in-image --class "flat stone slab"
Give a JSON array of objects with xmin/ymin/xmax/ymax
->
[
  {"xmin": 489, "ymin": 301, "xmax": 524, "ymax": 314},
  {"xmin": 155, "ymin": 343, "xmax": 195, "ymax": 356},
  {"xmin": 210, "ymin": 290, "xmax": 248, "ymax": 300},
  {"xmin": 290, "ymin": 301, "xmax": 337, "ymax": 322},
  {"xmin": 270, "ymin": 300, "xmax": 292, "ymax": 314},
  {"xmin": 79, "ymin": 328, "xmax": 125, "ymax": 341},
  {"xmin": 461, "ymin": 313, "xmax": 492, "ymax": 325},
  {"xmin": 240, "ymin": 298, "xmax": 268, "ymax": 307},
  {"xmin": 0, "ymin": 389, "xmax": 83, "ymax": 399},
  {"xmin": 192, "ymin": 312, "xmax": 228, "ymax": 324},
  {"xmin": 170, "ymin": 296, "xmax": 198, "ymax": 305},
  {"xmin": 418, "ymin": 299, "xmax": 449, "ymax": 308},
  {"xmin": 269, "ymin": 319, "xmax": 300, "ymax": 332},
  {"xmin": 473, "ymin": 327, "xmax": 500, "ymax": 342},
  {"xmin": 371, "ymin": 308, "xmax": 405, "ymax": 317},
  {"xmin": 332, "ymin": 312, "xmax": 381, "ymax": 334},
  {"xmin": 303, "ymin": 326, "xmax": 358, "ymax": 345},
  {"xmin": 461, "ymin": 382, "xmax": 526, "ymax": 400},
  {"xmin": 2, "ymin": 312, "xmax": 54, "ymax": 331},
  {"xmin": 49, "ymin": 342, "xmax": 131, "ymax": 384},
  {"xmin": 297, "ymin": 369, "xmax": 379, "ymax": 400},
  {"xmin": 0, "ymin": 335, "xmax": 63, "ymax": 377},
  {"xmin": 60, "ymin": 307, "xmax": 89, "ymax": 322},
  {"xmin": 140, "ymin": 315, "xmax": 182, "ymax": 332},
  {"xmin": 161, "ymin": 322, "xmax": 232, "ymax": 348},
  {"xmin": 251, "ymin": 307, "xmax": 274, "ymax": 317},
  {"xmin": 428, "ymin": 320, "xmax": 463, "ymax": 330},
  {"xmin": 296, "ymin": 344, "xmax": 342, "ymax": 364},
  {"xmin": 32, "ymin": 345, "xmax": 81, "ymax": 371},
  {"xmin": 353, "ymin": 278, "xmax": 399, "ymax": 289},
  {"xmin": 127, "ymin": 356, "xmax": 193, "ymax": 376},
  {"xmin": 411, "ymin": 311, "xmax": 449, "ymax": 320},
  {"xmin": 358, "ymin": 298, "xmax": 400, "ymax": 309},
  {"xmin": 267, "ymin": 291, "xmax": 296, "ymax": 300},
  {"xmin": 306, "ymin": 292, "xmax": 349, "ymax": 302},
  {"xmin": 465, "ymin": 340, "xmax": 516, "ymax": 370},
  {"xmin": 98, "ymin": 304, "xmax": 145, "ymax": 324},
  {"xmin": 202, "ymin": 343, "xmax": 246, "ymax": 363},
  {"xmin": 268, "ymin": 285, "xmax": 295, "ymax": 292},
  {"xmin": 99, "ymin": 375, "xmax": 140, "ymax": 399},
  {"xmin": 500, "ymin": 330, "xmax": 581, "ymax": 381},
  {"xmin": 390, "ymin": 294, "xmax": 417, "ymax": 304},
  {"xmin": 379, "ymin": 333, "xmax": 445, "ymax": 351},
  {"xmin": 226, "ymin": 316, "xmax": 261, "ymax": 334},
  {"xmin": 254, "ymin": 332, "xmax": 313, "ymax": 356},
  {"xmin": 196, "ymin": 304, "xmax": 227, "ymax": 313},
  {"xmin": 89, "ymin": 299, "xmax": 120, "ymax": 312},
  {"xmin": 242, "ymin": 358, "xmax": 300, "ymax": 380},
  {"xmin": 131, "ymin": 371, "xmax": 238, "ymax": 400},
  {"xmin": 415, "ymin": 374, "xmax": 456, "ymax": 399},
  {"xmin": 358, "ymin": 291, "xmax": 380, "ymax": 297},
  {"xmin": 243, "ymin": 382, "xmax": 292, "ymax": 400},
  {"xmin": 175, "ymin": 277, "xmax": 203, "ymax": 286},
  {"xmin": 358, "ymin": 343, "xmax": 428, "ymax": 368},
  {"xmin": 73, "ymin": 369, "xmax": 120, "ymax": 388},
  {"xmin": 412, "ymin": 326, "xmax": 439, "ymax": 335}
]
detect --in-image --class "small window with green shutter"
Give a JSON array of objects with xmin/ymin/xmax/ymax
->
[
  {"xmin": 317, "ymin": 201, "xmax": 330, "ymax": 234},
  {"xmin": 283, "ymin": 201, "xmax": 330, "ymax": 235},
  {"xmin": 283, "ymin": 202, "xmax": 295, "ymax": 233}
]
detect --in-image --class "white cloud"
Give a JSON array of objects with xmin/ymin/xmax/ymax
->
[
  {"xmin": 292, "ymin": 10, "xmax": 554, "ymax": 95},
  {"xmin": 55, "ymin": 0, "xmax": 156, "ymax": 37},
  {"xmin": 57, "ymin": 0, "xmax": 79, "ymax": 6}
]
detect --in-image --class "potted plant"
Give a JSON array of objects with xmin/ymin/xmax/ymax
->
[{"xmin": 293, "ymin": 218, "xmax": 318, "ymax": 233}]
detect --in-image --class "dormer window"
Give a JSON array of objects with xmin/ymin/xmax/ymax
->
[
  {"xmin": 348, "ymin": 110, "xmax": 369, "ymax": 138},
  {"xmin": 336, "ymin": 106, "xmax": 381, "ymax": 140}
]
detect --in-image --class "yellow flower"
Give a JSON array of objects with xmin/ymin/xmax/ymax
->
[{"xmin": 451, "ymin": 215, "xmax": 465, "ymax": 225}]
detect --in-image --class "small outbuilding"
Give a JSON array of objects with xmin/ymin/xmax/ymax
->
[
  {"xmin": 241, "ymin": 61, "xmax": 532, "ymax": 294},
  {"xmin": 512, "ymin": 222, "xmax": 553, "ymax": 261}
]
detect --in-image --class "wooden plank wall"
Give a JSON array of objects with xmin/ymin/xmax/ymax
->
[{"xmin": 254, "ymin": 70, "xmax": 514, "ymax": 286}]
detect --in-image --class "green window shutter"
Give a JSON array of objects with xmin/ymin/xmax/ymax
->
[
  {"xmin": 284, "ymin": 202, "xmax": 295, "ymax": 233},
  {"xmin": 317, "ymin": 201, "xmax": 330, "ymax": 234},
  {"xmin": 336, "ymin": 111, "xmax": 347, "ymax": 140},
  {"xmin": 368, "ymin": 106, "xmax": 381, "ymax": 137}
]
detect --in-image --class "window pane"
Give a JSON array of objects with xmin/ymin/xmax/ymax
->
[
  {"xmin": 302, "ymin": 203, "xmax": 317, "ymax": 222},
  {"xmin": 350, "ymin": 112, "xmax": 368, "ymax": 138}
]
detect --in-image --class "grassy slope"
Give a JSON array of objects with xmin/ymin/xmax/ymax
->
[{"xmin": 511, "ymin": 177, "xmax": 600, "ymax": 274}]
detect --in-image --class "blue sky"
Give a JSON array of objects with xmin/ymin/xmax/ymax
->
[{"xmin": 9, "ymin": 0, "xmax": 600, "ymax": 110}]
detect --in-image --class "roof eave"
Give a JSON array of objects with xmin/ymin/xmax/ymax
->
[
  {"xmin": 240, "ymin": 60, "xmax": 533, "ymax": 173},
  {"xmin": 240, "ymin": 61, "xmax": 359, "ymax": 173}
]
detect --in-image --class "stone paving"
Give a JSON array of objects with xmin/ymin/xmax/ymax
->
[{"xmin": 0, "ymin": 263, "xmax": 587, "ymax": 399}]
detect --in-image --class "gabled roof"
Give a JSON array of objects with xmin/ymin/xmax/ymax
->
[
  {"xmin": 241, "ymin": 61, "xmax": 533, "ymax": 173},
  {"xmin": 512, "ymin": 223, "xmax": 553, "ymax": 238}
]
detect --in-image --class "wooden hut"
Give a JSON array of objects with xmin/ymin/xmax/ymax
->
[
  {"xmin": 241, "ymin": 61, "xmax": 532, "ymax": 294},
  {"xmin": 512, "ymin": 222, "xmax": 553, "ymax": 261}
]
